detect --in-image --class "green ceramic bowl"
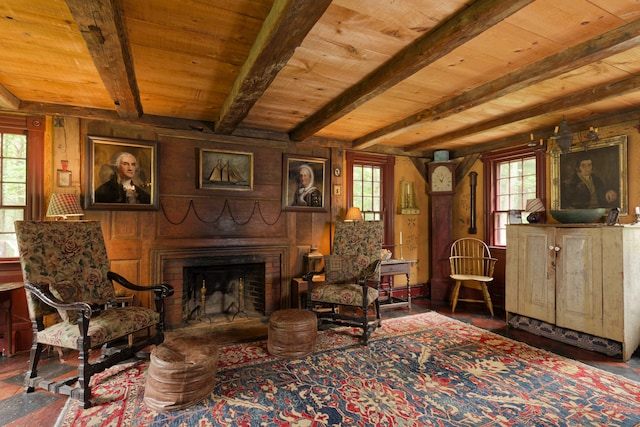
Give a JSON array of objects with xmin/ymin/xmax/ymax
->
[{"xmin": 549, "ymin": 208, "xmax": 607, "ymax": 224}]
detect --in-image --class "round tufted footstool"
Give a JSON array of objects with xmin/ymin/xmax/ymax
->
[
  {"xmin": 144, "ymin": 336, "xmax": 219, "ymax": 411},
  {"xmin": 267, "ymin": 309, "xmax": 317, "ymax": 358}
]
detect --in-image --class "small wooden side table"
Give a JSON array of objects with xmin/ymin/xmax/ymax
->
[
  {"xmin": 0, "ymin": 282, "xmax": 24, "ymax": 357},
  {"xmin": 379, "ymin": 259, "xmax": 416, "ymax": 310}
]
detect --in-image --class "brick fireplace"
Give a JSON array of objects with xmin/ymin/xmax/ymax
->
[{"xmin": 151, "ymin": 246, "xmax": 289, "ymax": 328}]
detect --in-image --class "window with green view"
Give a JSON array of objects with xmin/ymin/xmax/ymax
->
[{"xmin": 0, "ymin": 132, "xmax": 27, "ymax": 257}]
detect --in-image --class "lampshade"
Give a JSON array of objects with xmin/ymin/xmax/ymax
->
[
  {"xmin": 525, "ymin": 198, "xmax": 545, "ymax": 213},
  {"xmin": 46, "ymin": 193, "xmax": 83, "ymax": 220},
  {"xmin": 344, "ymin": 207, "xmax": 363, "ymax": 221}
]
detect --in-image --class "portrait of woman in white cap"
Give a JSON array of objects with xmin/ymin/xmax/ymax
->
[{"xmin": 291, "ymin": 163, "xmax": 322, "ymax": 207}]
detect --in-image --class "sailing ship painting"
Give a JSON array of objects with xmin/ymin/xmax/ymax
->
[{"xmin": 199, "ymin": 149, "xmax": 253, "ymax": 191}]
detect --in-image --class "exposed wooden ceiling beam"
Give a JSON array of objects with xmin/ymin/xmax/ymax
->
[
  {"xmin": 0, "ymin": 83, "xmax": 20, "ymax": 110},
  {"xmin": 214, "ymin": 0, "xmax": 332, "ymax": 134},
  {"xmin": 353, "ymin": 18, "xmax": 640, "ymax": 149},
  {"xmin": 410, "ymin": 75, "xmax": 640, "ymax": 151},
  {"xmin": 3, "ymin": 100, "xmax": 213, "ymax": 132},
  {"xmin": 289, "ymin": 0, "xmax": 534, "ymax": 142},
  {"xmin": 65, "ymin": 0, "xmax": 142, "ymax": 120}
]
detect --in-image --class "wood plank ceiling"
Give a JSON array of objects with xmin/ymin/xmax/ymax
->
[{"xmin": 0, "ymin": 0, "xmax": 639, "ymax": 158}]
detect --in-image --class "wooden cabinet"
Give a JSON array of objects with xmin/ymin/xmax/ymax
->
[{"xmin": 506, "ymin": 224, "xmax": 640, "ymax": 360}]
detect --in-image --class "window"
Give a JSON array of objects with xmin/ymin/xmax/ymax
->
[
  {"xmin": 352, "ymin": 163, "xmax": 382, "ymax": 221},
  {"xmin": 483, "ymin": 147, "xmax": 545, "ymax": 246},
  {"xmin": 346, "ymin": 152, "xmax": 394, "ymax": 246},
  {"xmin": 0, "ymin": 132, "xmax": 27, "ymax": 257},
  {"xmin": 0, "ymin": 115, "xmax": 44, "ymax": 260}
]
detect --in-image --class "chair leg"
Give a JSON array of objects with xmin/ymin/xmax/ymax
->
[
  {"xmin": 24, "ymin": 342, "xmax": 44, "ymax": 392},
  {"xmin": 481, "ymin": 283, "xmax": 494, "ymax": 316},
  {"xmin": 450, "ymin": 281, "xmax": 461, "ymax": 313}
]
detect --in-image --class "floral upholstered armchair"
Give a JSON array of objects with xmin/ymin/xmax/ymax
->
[
  {"xmin": 306, "ymin": 220, "xmax": 382, "ymax": 344},
  {"xmin": 15, "ymin": 220, "xmax": 174, "ymax": 409}
]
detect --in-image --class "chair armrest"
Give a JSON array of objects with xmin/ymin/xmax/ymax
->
[
  {"xmin": 302, "ymin": 269, "xmax": 325, "ymax": 284},
  {"xmin": 108, "ymin": 272, "xmax": 174, "ymax": 298},
  {"xmin": 24, "ymin": 281, "xmax": 93, "ymax": 319},
  {"xmin": 358, "ymin": 260, "xmax": 381, "ymax": 284}
]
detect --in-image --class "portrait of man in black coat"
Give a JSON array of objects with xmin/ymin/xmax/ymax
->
[
  {"xmin": 560, "ymin": 153, "xmax": 617, "ymax": 209},
  {"xmin": 95, "ymin": 152, "xmax": 151, "ymax": 204}
]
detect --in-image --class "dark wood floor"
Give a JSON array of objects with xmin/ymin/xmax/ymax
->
[{"xmin": 1, "ymin": 299, "xmax": 639, "ymax": 427}]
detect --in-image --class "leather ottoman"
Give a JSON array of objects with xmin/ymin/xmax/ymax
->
[
  {"xmin": 267, "ymin": 309, "xmax": 317, "ymax": 358},
  {"xmin": 144, "ymin": 336, "xmax": 219, "ymax": 411}
]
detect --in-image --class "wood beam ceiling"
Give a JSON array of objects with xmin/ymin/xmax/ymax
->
[
  {"xmin": 65, "ymin": 0, "xmax": 143, "ymax": 120},
  {"xmin": 410, "ymin": 73, "xmax": 640, "ymax": 151},
  {"xmin": 288, "ymin": 0, "xmax": 535, "ymax": 142},
  {"xmin": 353, "ymin": 18, "xmax": 640, "ymax": 150},
  {"xmin": 214, "ymin": 0, "xmax": 332, "ymax": 134}
]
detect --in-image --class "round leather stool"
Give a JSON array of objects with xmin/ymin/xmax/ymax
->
[
  {"xmin": 268, "ymin": 309, "xmax": 317, "ymax": 359},
  {"xmin": 144, "ymin": 336, "xmax": 219, "ymax": 411}
]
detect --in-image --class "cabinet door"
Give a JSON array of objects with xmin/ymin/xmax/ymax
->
[
  {"xmin": 555, "ymin": 228, "xmax": 603, "ymax": 336},
  {"xmin": 507, "ymin": 226, "xmax": 556, "ymax": 323}
]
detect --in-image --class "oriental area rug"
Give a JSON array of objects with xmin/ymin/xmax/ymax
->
[{"xmin": 56, "ymin": 312, "xmax": 640, "ymax": 427}]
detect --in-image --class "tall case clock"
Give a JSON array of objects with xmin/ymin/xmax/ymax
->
[{"xmin": 428, "ymin": 161, "xmax": 455, "ymax": 300}]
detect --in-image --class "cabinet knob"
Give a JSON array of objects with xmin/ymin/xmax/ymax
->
[
  {"xmin": 554, "ymin": 246, "xmax": 561, "ymax": 252},
  {"xmin": 548, "ymin": 245, "xmax": 554, "ymax": 251}
]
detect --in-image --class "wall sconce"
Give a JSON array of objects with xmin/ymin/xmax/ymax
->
[
  {"xmin": 551, "ymin": 117, "xmax": 574, "ymax": 155},
  {"xmin": 528, "ymin": 133, "xmax": 548, "ymax": 154},
  {"xmin": 399, "ymin": 180, "xmax": 420, "ymax": 215},
  {"xmin": 547, "ymin": 117, "xmax": 599, "ymax": 155}
]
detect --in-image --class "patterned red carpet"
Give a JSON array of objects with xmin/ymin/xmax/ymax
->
[{"xmin": 57, "ymin": 312, "xmax": 640, "ymax": 426}]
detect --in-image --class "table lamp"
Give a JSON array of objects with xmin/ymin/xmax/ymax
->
[
  {"xmin": 46, "ymin": 193, "xmax": 84, "ymax": 220},
  {"xmin": 344, "ymin": 207, "xmax": 363, "ymax": 222},
  {"xmin": 525, "ymin": 198, "xmax": 545, "ymax": 223}
]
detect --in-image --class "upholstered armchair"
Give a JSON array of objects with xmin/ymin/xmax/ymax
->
[
  {"xmin": 15, "ymin": 220, "xmax": 174, "ymax": 409},
  {"xmin": 306, "ymin": 220, "xmax": 383, "ymax": 344}
]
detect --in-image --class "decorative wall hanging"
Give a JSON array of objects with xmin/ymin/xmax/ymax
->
[
  {"xmin": 84, "ymin": 135, "xmax": 158, "ymax": 210},
  {"xmin": 199, "ymin": 148, "xmax": 253, "ymax": 191},
  {"xmin": 550, "ymin": 135, "xmax": 627, "ymax": 215},
  {"xmin": 282, "ymin": 154, "xmax": 328, "ymax": 212}
]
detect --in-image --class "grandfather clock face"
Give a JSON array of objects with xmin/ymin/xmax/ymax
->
[{"xmin": 430, "ymin": 164, "xmax": 454, "ymax": 194}]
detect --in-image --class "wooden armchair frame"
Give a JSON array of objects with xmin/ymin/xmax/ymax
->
[
  {"xmin": 306, "ymin": 221, "xmax": 383, "ymax": 344},
  {"xmin": 16, "ymin": 221, "xmax": 174, "ymax": 409}
]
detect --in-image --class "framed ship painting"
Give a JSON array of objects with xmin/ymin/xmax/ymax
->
[{"xmin": 199, "ymin": 148, "xmax": 254, "ymax": 191}]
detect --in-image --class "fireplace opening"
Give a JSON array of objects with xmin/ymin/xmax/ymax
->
[{"xmin": 183, "ymin": 263, "xmax": 266, "ymax": 324}]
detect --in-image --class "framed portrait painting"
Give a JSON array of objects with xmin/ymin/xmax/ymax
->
[
  {"xmin": 282, "ymin": 154, "xmax": 328, "ymax": 212},
  {"xmin": 550, "ymin": 135, "xmax": 627, "ymax": 215},
  {"xmin": 84, "ymin": 135, "xmax": 158, "ymax": 210}
]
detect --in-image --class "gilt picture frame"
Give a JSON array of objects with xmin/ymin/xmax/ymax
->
[
  {"xmin": 282, "ymin": 154, "xmax": 328, "ymax": 212},
  {"xmin": 550, "ymin": 135, "xmax": 627, "ymax": 215},
  {"xmin": 199, "ymin": 148, "xmax": 253, "ymax": 191},
  {"xmin": 84, "ymin": 135, "xmax": 158, "ymax": 210}
]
